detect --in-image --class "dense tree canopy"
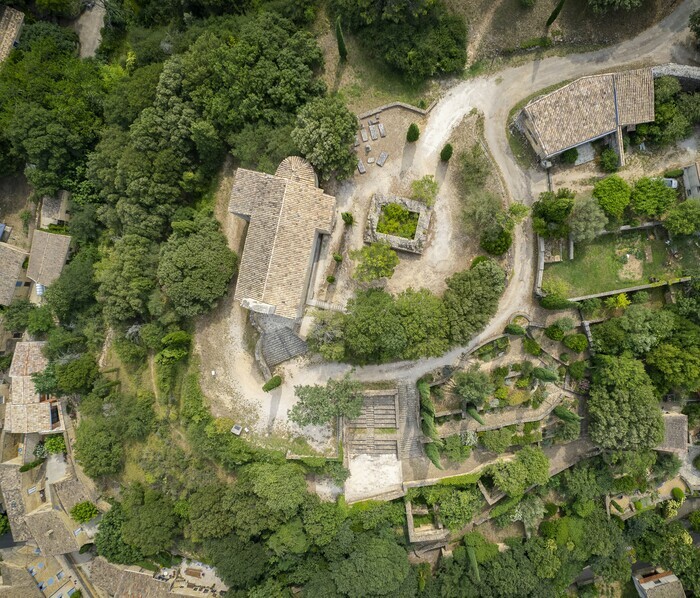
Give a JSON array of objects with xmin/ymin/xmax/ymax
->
[
  {"xmin": 592, "ymin": 175, "xmax": 631, "ymax": 219},
  {"xmin": 568, "ymin": 194, "xmax": 608, "ymax": 242},
  {"xmin": 157, "ymin": 213, "xmax": 237, "ymax": 317},
  {"xmin": 444, "ymin": 259, "xmax": 506, "ymax": 344},
  {"xmin": 290, "ymin": 376, "xmax": 364, "ymax": 426},
  {"xmin": 588, "ymin": 355, "xmax": 664, "ymax": 450}
]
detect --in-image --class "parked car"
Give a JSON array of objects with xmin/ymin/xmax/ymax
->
[{"xmin": 662, "ymin": 177, "xmax": 679, "ymax": 189}]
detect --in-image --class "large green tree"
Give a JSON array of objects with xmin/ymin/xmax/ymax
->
[
  {"xmin": 588, "ymin": 355, "xmax": 664, "ymax": 450},
  {"xmin": 351, "ymin": 242, "xmax": 399, "ymax": 282},
  {"xmin": 292, "ymin": 96, "xmax": 357, "ymax": 180},
  {"xmin": 630, "ymin": 177, "xmax": 677, "ymax": 217},
  {"xmin": 443, "ymin": 259, "xmax": 506, "ymax": 344},
  {"xmin": 568, "ymin": 194, "xmax": 608, "ymax": 242},
  {"xmin": 593, "ymin": 175, "xmax": 631, "ymax": 219},
  {"xmin": 290, "ymin": 375, "xmax": 363, "ymax": 426},
  {"xmin": 157, "ymin": 214, "xmax": 237, "ymax": 317}
]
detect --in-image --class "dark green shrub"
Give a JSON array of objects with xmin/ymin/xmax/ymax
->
[
  {"xmin": 568, "ymin": 360, "xmax": 587, "ymax": 380},
  {"xmin": 505, "ymin": 324, "xmax": 526, "ymax": 335},
  {"xmin": 407, "ymin": 123, "xmax": 420, "ymax": 142},
  {"xmin": 466, "ymin": 407, "xmax": 484, "ymax": 425},
  {"xmin": 19, "ymin": 459, "xmax": 45, "ymax": 472},
  {"xmin": 523, "ymin": 337, "xmax": 541, "ymax": 356},
  {"xmin": 341, "ymin": 212, "xmax": 354, "ymax": 225},
  {"xmin": 424, "ymin": 442, "xmax": 443, "ymax": 469},
  {"xmin": 553, "ymin": 406, "xmax": 580, "ymax": 423},
  {"xmin": 611, "ymin": 500, "xmax": 623, "ymax": 513},
  {"xmin": 664, "ymin": 168, "xmax": 683, "ymax": 178},
  {"xmin": 544, "ymin": 502, "xmax": 559, "ymax": 517},
  {"xmin": 470, "ymin": 256, "xmax": 489, "ymax": 269},
  {"xmin": 560, "ymin": 147, "xmax": 578, "ymax": 164},
  {"xmin": 560, "ymin": 353, "xmax": 570, "ymax": 363},
  {"xmin": 671, "ymin": 487, "xmax": 685, "ymax": 501},
  {"xmin": 540, "ymin": 294, "xmax": 574, "ymax": 310},
  {"xmin": 579, "ymin": 297, "xmax": 601, "ymax": 316},
  {"xmin": 563, "ymin": 334, "xmax": 588, "ymax": 353},
  {"xmin": 335, "ymin": 17, "xmax": 348, "ymax": 61},
  {"xmin": 440, "ymin": 143, "xmax": 453, "ymax": 161},
  {"xmin": 599, "ymin": 148, "xmax": 619, "ymax": 173},
  {"xmin": 326, "ymin": 275, "xmax": 336, "ymax": 284},
  {"xmin": 633, "ymin": 500, "xmax": 643, "ymax": 511},
  {"xmin": 544, "ymin": 325, "xmax": 565, "ymax": 341},
  {"xmin": 520, "ymin": 0, "xmax": 536, "ymax": 8},
  {"xmin": 262, "ymin": 375, "xmax": 282, "ymax": 392},
  {"xmin": 631, "ymin": 291, "xmax": 649, "ymax": 304},
  {"xmin": 333, "ymin": 253, "xmax": 343, "ymax": 263},
  {"xmin": 480, "ymin": 226, "xmax": 512, "ymax": 256},
  {"xmin": 689, "ymin": 510, "xmax": 700, "ymax": 532},
  {"xmin": 532, "ymin": 367, "xmax": 557, "ymax": 382},
  {"xmin": 377, "ymin": 203, "xmax": 419, "ymax": 238}
]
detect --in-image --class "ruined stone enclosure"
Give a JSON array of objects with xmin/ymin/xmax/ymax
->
[{"xmin": 364, "ymin": 193, "xmax": 431, "ymax": 254}]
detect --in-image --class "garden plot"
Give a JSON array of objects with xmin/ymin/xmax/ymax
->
[{"xmin": 543, "ymin": 230, "xmax": 677, "ymax": 298}]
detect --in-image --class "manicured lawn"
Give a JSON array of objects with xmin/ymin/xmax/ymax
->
[{"xmin": 543, "ymin": 231, "xmax": 678, "ymax": 298}]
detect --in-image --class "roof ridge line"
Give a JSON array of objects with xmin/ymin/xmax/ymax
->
[{"xmin": 260, "ymin": 180, "xmax": 289, "ymax": 302}]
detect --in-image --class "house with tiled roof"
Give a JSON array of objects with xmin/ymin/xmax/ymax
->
[
  {"xmin": 26, "ymin": 231, "xmax": 71, "ymax": 291},
  {"xmin": 229, "ymin": 156, "xmax": 336, "ymax": 321},
  {"xmin": 0, "ymin": 6, "xmax": 23, "ymax": 64},
  {"xmin": 0, "ymin": 242, "xmax": 29, "ymax": 307},
  {"xmin": 633, "ymin": 567, "xmax": 686, "ymax": 598},
  {"xmin": 5, "ymin": 342, "xmax": 64, "ymax": 435},
  {"xmin": 518, "ymin": 68, "xmax": 655, "ymax": 166}
]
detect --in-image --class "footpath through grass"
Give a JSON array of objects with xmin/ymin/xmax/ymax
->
[{"xmin": 543, "ymin": 231, "xmax": 677, "ymax": 297}]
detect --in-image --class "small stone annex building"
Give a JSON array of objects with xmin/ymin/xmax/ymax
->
[
  {"xmin": 229, "ymin": 156, "xmax": 335, "ymax": 322},
  {"xmin": 518, "ymin": 68, "xmax": 655, "ymax": 166}
]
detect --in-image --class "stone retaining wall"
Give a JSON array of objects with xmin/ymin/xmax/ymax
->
[{"xmin": 357, "ymin": 100, "xmax": 438, "ymax": 120}]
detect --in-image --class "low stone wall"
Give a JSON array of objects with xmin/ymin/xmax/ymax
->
[
  {"xmin": 568, "ymin": 277, "xmax": 691, "ymax": 303},
  {"xmin": 357, "ymin": 100, "xmax": 438, "ymax": 120},
  {"xmin": 653, "ymin": 63, "xmax": 700, "ymax": 91},
  {"xmin": 364, "ymin": 193, "xmax": 431, "ymax": 254}
]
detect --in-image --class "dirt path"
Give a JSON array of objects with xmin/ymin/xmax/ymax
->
[
  {"xmin": 71, "ymin": 2, "xmax": 106, "ymax": 58},
  {"xmin": 465, "ymin": 0, "xmax": 505, "ymax": 63},
  {"xmin": 197, "ymin": 0, "xmax": 697, "ymax": 458},
  {"xmin": 281, "ymin": 0, "xmax": 697, "ymax": 388}
]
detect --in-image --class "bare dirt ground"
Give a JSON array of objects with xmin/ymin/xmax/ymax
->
[
  {"xmin": 192, "ymin": 160, "xmax": 336, "ymax": 454},
  {"xmin": 314, "ymin": 7, "xmax": 442, "ymax": 115},
  {"xmin": 548, "ymin": 134, "xmax": 699, "ymax": 194},
  {"xmin": 446, "ymin": 0, "xmax": 680, "ymax": 64},
  {"xmin": 345, "ymin": 454, "xmax": 403, "ymax": 503},
  {"xmin": 0, "ymin": 173, "xmax": 34, "ymax": 250},
  {"xmin": 71, "ymin": 3, "xmax": 106, "ymax": 59}
]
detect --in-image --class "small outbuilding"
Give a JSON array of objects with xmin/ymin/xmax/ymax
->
[
  {"xmin": 39, "ymin": 191, "xmax": 71, "ymax": 229},
  {"xmin": 656, "ymin": 413, "xmax": 689, "ymax": 456}
]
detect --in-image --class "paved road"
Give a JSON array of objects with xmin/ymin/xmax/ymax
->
[{"xmin": 285, "ymin": 0, "xmax": 698, "ymax": 388}]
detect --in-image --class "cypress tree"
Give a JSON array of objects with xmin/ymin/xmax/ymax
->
[
  {"xmin": 546, "ymin": 0, "xmax": 566, "ymax": 28},
  {"xmin": 336, "ymin": 17, "xmax": 348, "ymax": 61}
]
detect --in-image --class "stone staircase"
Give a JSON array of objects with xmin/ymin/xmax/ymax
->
[
  {"xmin": 307, "ymin": 298, "xmax": 347, "ymax": 313},
  {"xmin": 347, "ymin": 438, "xmax": 398, "ymax": 457},
  {"xmin": 398, "ymin": 382, "xmax": 424, "ymax": 459},
  {"xmin": 347, "ymin": 394, "xmax": 398, "ymax": 429}
]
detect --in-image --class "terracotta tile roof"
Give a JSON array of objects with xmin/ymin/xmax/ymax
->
[
  {"xmin": 657, "ymin": 413, "xmax": 688, "ymax": 454},
  {"xmin": 0, "ymin": 562, "xmax": 43, "ymax": 597},
  {"xmin": 24, "ymin": 508, "xmax": 80, "ymax": 556},
  {"xmin": 40, "ymin": 191, "xmax": 70, "ymax": 227},
  {"xmin": 0, "ymin": 465, "xmax": 32, "ymax": 542},
  {"xmin": 90, "ymin": 558, "xmax": 191, "ymax": 598},
  {"xmin": 26, "ymin": 231, "xmax": 71, "ymax": 286},
  {"xmin": 0, "ymin": 6, "xmax": 23, "ymax": 64},
  {"xmin": 6, "ymin": 342, "xmax": 59, "ymax": 434},
  {"xmin": 521, "ymin": 68, "xmax": 654, "ymax": 157},
  {"xmin": 229, "ymin": 157, "xmax": 336, "ymax": 320},
  {"xmin": 0, "ymin": 243, "xmax": 27, "ymax": 306}
]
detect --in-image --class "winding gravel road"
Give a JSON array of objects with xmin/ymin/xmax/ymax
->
[{"xmin": 281, "ymin": 0, "xmax": 698, "ymax": 389}]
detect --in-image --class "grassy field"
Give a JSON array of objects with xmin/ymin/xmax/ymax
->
[{"xmin": 543, "ymin": 231, "xmax": 678, "ymax": 298}]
